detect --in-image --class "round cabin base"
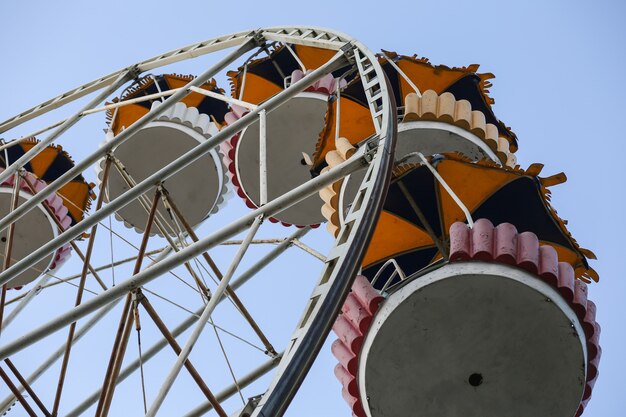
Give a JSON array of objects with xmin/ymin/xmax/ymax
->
[
  {"xmin": 396, "ymin": 121, "xmax": 499, "ymax": 162},
  {"xmin": 235, "ymin": 92, "xmax": 328, "ymax": 226},
  {"xmin": 101, "ymin": 103, "xmax": 226, "ymax": 235},
  {"xmin": 359, "ymin": 262, "xmax": 587, "ymax": 417},
  {"xmin": 0, "ymin": 188, "xmax": 58, "ymax": 288}
]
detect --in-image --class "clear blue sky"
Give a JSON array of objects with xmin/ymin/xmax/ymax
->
[{"xmin": 0, "ymin": 1, "xmax": 624, "ymax": 416}]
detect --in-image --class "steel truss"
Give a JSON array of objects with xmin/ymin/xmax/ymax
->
[{"xmin": 0, "ymin": 26, "xmax": 395, "ymax": 417}]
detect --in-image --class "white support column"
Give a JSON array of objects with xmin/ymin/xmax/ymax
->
[
  {"xmin": 0, "ymin": 48, "xmax": 350, "ymax": 286},
  {"xmin": 0, "ymin": 36, "xmax": 263, "ymax": 236},
  {"xmin": 0, "ymin": 150, "xmax": 366, "ymax": 360},
  {"xmin": 0, "ymin": 69, "xmax": 134, "ymax": 186},
  {"xmin": 145, "ymin": 216, "xmax": 263, "ymax": 417},
  {"xmin": 259, "ymin": 109, "xmax": 268, "ymax": 206}
]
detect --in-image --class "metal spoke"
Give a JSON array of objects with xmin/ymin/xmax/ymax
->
[
  {"xmin": 291, "ymin": 239, "xmax": 327, "ymax": 262},
  {"xmin": 139, "ymin": 292, "xmax": 227, "ymax": 416},
  {"xmin": 64, "ymin": 227, "xmax": 306, "ymax": 417},
  {"xmin": 145, "ymin": 216, "xmax": 263, "ymax": 417},
  {"xmin": 51, "ymin": 157, "xmax": 112, "ymax": 416},
  {"xmin": 0, "ymin": 365, "xmax": 37, "ymax": 417},
  {"xmin": 4, "ymin": 359, "xmax": 52, "ymax": 417},
  {"xmin": 161, "ymin": 188, "xmax": 277, "ymax": 356},
  {"xmin": 96, "ymin": 189, "xmax": 160, "ymax": 417},
  {"xmin": 0, "ymin": 48, "xmax": 351, "ymax": 285}
]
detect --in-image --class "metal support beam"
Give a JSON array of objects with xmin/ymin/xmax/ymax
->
[
  {"xmin": 161, "ymin": 189, "xmax": 276, "ymax": 356},
  {"xmin": 0, "ymin": 48, "xmax": 350, "ymax": 286},
  {"xmin": 64, "ymin": 227, "xmax": 307, "ymax": 417},
  {"xmin": 4, "ymin": 359, "xmax": 51, "ymax": 417},
  {"xmin": 97, "ymin": 190, "xmax": 160, "ymax": 417},
  {"xmin": 0, "ymin": 35, "xmax": 262, "ymax": 237},
  {"xmin": 182, "ymin": 354, "xmax": 283, "ymax": 417},
  {"xmin": 145, "ymin": 216, "xmax": 263, "ymax": 417},
  {"xmin": 96, "ymin": 295, "xmax": 134, "ymax": 417},
  {"xmin": 51, "ymin": 158, "xmax": 112, "ymax": 416},
  {"xmin": 139, "ymin": 293, "xmax": 227, "ymax": 417},
  {"xmin": 0, "ymin": 70, "xmax": 134, "ymax": 185},
  {"xmin": 259, "ymin": 109, "xmax": 267, "ymax": 205},
  {"xmin": 0, "ymin": 366, "xmax": 37, "ymax": 417},
  {"xmin": 0, "ymin": 149, "xmax": 365, "ymax": 361}
]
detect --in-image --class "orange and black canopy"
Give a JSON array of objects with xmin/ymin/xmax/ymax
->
[
  {"xmin": 108, "ymin": 74, "xmax": 229, "ymax": 135},
  {"xmin": 0, "ymin": 139, "xmax": 94, "ymax": 225},
  {"xmin": 313, "ymin": 51, "xmax": 520, "ymax": 171},
  {"xmin": 312, "ymin": 76, "xmax": 375, "ymax": 171},
  {"xmin": 228, "ymin": 44, "xmax": 351, "ymax": 106},
  {"xmin": 380, "ymin": 51, "xmax": 517, "ymax": 150},
  {"xmin": 362, "ymin": 155, "xmax": 597, "ymax": 286}
]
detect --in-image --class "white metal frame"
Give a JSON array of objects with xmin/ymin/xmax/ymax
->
[{"xmin": 0, "ymin": 26, "xmax": 395, "ymax": 417}]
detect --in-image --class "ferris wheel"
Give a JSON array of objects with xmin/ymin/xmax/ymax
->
[
  {"xmin": 0, "ymin": 27, "xmax": 395, "ymax": 417},
  {"xmin": 0, "ymin": 26, "xmax": 600, "ymax": 417}
]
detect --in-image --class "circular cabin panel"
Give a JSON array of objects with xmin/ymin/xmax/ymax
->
[
  {"xmin": 104, "ymin": 120, "xmax": 224, "ymax": 235},
  {"xmin": 359, "ymin": 262, "xmax": 587, "ymax": 417},
  {"xmin": 0, "ymin": 188, "xmax": 58, "ymax": 288},
  {"xmin": 234, "ymin": 92, "xmax": 328, "ymax": 225},
  {"xmin": 396, "ymin": 121, "xmax": 499, "ymax": 162}
]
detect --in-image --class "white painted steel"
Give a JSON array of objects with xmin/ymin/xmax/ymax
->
[
  {"xmin": 0, "ymin": 50, "xmax": 349, "ymax": 287},
  {"xmin": 259, "ymin": 109, "xmax": 268, "ymax": 206},
  {"xmin": 145, "ymin": 216, "xmax": 263, "ymax": 417},
  {"xmin": 234, "ymin": 92, "xmax": 329, "ymax": 225},
  {"xmin": 0, "ymin": 150, "xmax": 368, "ymax": 360},
  {"xmin": 0, "ymin": 26, "xmax": 393, "ymax": 417},
  {"xmin": 64, "ymin": 228, "xmax": 307, "ymax": 417},
  {"xmin": 382, "ymin": 54, "xmax": 422, "ymax": 97}
]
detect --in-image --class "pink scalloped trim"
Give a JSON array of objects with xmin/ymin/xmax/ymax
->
[
  {"xmin": 449, "ymin": 219, "xmax": 601, "ymax": 415},
  {"xmin": 220, "ymin": 70, "xmax": 344, "ymax": 228},
  {"xmin": 330, "ymin": 275, "xmax": 384, "ymax": 417},
  {"xmin": 332, "ymin": 219, "xmax": 601, "ymax": 417},
  {"xmin": 1, "ymin": 168, "xmax": 72, "ymax": 290}
]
